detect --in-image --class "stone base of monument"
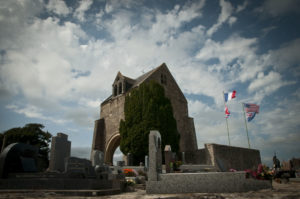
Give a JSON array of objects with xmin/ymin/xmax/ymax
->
[
  {"xmin": 179, "ymin": 164, "xmax": 218, "ymax": 173},
  {"xmin": 0, "ymin": 172, "xmax": 124, "ymax": 196},
  {"xmin": 146, "ymin": 172, "xmax": 272, "ymax": 194},
  {"xmin": 0, "ymin": 188, "xmax": 121, "ymax": 196}
]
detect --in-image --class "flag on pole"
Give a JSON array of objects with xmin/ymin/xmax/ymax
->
[
  {"xmin": 244, "ymin": 103, "xmax": 259, "ymax": 113},
  {"xmin": 244, "ymin": 103, "xmax": 260, "ymax": 122},
  {"xmin": 246, "ymin": 112, "xmax": 256, "ymax": 122},
  {"xmin": 224, "ymin": 90, "xmax": 236, "ymax": 102},
  {"xmin": 225, "ymin": 106, "xmax": 230, "ymax": 118}
]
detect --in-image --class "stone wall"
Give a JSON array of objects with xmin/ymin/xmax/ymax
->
[
  {"xmin": 100, "ymin": 95, "xmax": 125, "ymax": 158},
  {"xmin": 146, "ymin": 172, "xmax": 271, "ymax": 194},
  {"xmin": 182, "ymin": 144, "xmax": 261, "ymax": 171},
  {"xmin": 205, "ymin": 143, "xmax": 261, "ymax": 171},
  {"xmin": 184, "ymin": 149, "xmax": 207, "ymax": 165}
]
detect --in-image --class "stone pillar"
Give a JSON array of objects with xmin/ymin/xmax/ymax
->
[
  {"xmin": 148, "ymin": 130, "xmax": 162, "ymax": 181},
  {"xmin": 49, "ymin": 133, "xmax": 71, "ymax": 172},
  {"xmin": 164, "ymin": 145, "xmax": 172, "ymax": 173},
  {"xmin": 145, "ymin": 155, "xmax": 149, "ymax": 171},
  {"xmin": 182, "ymin": 152, "xmax": 186, "ymax": 164}
]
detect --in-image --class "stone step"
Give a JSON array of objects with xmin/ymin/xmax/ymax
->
[{"xmin": 179, "ymin": 164, "xmax": 218, "ymax": 172}]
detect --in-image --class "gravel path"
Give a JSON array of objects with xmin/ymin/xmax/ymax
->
[{"xmin": 0, "ymin": 181, "xmax": 299, "ymax": 199}]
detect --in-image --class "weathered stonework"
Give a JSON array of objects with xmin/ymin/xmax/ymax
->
[
  {"xmin": 91, "ymin": 63, "xmax": 198, "ymax": 164},
  {"xmin": 184, "ymin": 143, "xmax": 262, "ymax": 171},
  {"xmin": 49, "ymin": 133, "xmax": 71, "ymax": 172}
]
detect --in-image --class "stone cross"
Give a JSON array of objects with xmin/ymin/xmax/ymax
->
[{"xmin": 148, "ymin": 130, "xmax": 162, "ymax": 181}]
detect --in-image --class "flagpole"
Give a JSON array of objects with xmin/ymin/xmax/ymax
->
[
  {"xmin": 223, "ymin": 91, "xmax": 230, "ymax": 146},
  {"xmin": 242, "ymin": 103, "xmax": 250, "ymax": 148}
]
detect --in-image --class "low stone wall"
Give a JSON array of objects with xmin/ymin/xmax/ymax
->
[
  {"xmin": 0, "ymin": 178, "xmax": 119, "ymax": 190},
  {"xmin": 206, "ymin": 144, "xmax": 261, "ymax": 171},
  {"xmin": 184, "ymin": 149, "xmax": 207, "ymax": 164},
  {"xmin": 184, "ymin": 144, "xmax": 261, "ymax": 171},
  {"xmin": 146, "ymin": 172, "xmax": 271, "ymax": 194}
]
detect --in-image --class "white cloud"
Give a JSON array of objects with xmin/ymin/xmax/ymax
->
[
  {"xmin": 46, "ymin": 0, "xmax": 70, "ymax": 16},
  {"xmin": 267, "ymin": 38, "xmax": 300, "ymax": 75},
  {"xmin": 0, "ymin": 0, "xmax": 299, "ymax": 168},
  {"xmin": 259, "ymin": 0, "xmax": 300, "ymax": 16},
  {"xmin": 104, "ymin": 0, "xmax": 142, "ymax": 14},
  {"xmin": 196, "ymin": 35, "xmax": 264, "ymax": 85},
  {"xmin": 228, "ymin": 16, "xmax": 237, "ymax": 26},
  {"xmin": 236, "ymin": 1, "xmax": 248, "ymax": 13},
  {"xmin": 207, "ymin": 0, "xmax": 234, "ymax": 36},
  {"xmin": 74, "ymin": 0, "xmax": 93, "ymax": 22},
  {"xmin": 6, "ymin": 103, "xmax": 66, "ymax": 124},
  {"xmin": 248, "ymin": 71, "xmax": 295, "ymax": 101}
]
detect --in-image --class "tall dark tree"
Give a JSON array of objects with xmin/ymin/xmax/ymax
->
[
  {"xmin": 119, "ymin": 81, "xmax": 180, "ymax": 164},
  {"xmin": 0, "ymin": 123, "xmax": 52, "ymax": 171}
]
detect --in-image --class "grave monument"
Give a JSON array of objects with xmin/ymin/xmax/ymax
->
[
  {"xmin": 49, "ymin": 133, "xmax": 71, "ymax": 172},
  {"xmin": 146, "ymin": 131, "xmax": 272, "ymax": 194}
]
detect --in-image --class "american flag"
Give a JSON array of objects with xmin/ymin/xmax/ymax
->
[
  {"xmin": 244, "ymin": 103, "xmax": 259, "ymax": 113},
  {"xmin": 246, "ymin": 112, "xmax": 256, "ymax": 122}
]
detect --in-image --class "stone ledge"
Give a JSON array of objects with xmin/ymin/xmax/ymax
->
[{"xmin": 146, "ymin": 172, "xmax": 271, "ymax": 194}]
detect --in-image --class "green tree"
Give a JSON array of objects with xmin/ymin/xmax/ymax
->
[
  {"xmin": 0, "ymin": 123, "xmax": 52, "ymax": 171},
  {"xmin": 119, "ymin": 81, "xmax": 180, "ymax": 164}
]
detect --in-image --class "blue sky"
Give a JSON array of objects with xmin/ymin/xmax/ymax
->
[{"xmin": 0, "ymin": 0, "xmax": 299, "ymax": 166}]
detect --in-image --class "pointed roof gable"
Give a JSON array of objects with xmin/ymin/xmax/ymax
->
[
  {"xmin": 132, "ymin": 63, "xmax": 167, "ymax": 88},
  {"xmin": 102, "ymin": 63, "xmax": 182, "ymax": 105},
  {"xmin": 113, "ymin": 71, "xmax": 135, "ymax": 85}
]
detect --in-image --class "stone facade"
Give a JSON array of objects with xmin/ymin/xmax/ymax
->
[
  {"xmin": 49, "ymin": 133, "xmax": 71, "ymax": 172},
  {"xmin": 91, "ymin": 63, "xmax": 198, "ymax": 164}
]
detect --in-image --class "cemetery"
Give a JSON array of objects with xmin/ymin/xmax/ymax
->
[{"xmin": 0, "ymin": 64, "xmax": 299, "ymax": 197}]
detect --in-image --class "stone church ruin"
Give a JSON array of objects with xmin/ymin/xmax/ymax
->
[{"xmin": 91, "ymin": 63, "xmax": 198, "ymax": 164}]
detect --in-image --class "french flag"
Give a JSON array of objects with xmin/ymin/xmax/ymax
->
[{"xmin": 224, "ymin": 90, "xmax": 236, "ymax": 102}]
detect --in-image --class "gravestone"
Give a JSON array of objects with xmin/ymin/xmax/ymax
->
[
  {"xmin": 148, "ymin": 130, "xmax": 162, "ymax": 181},
  {"xmin": 182, "ymin": 152, "xmax": 186, "ymax": 164},
  {"xmin": 49, "ymin": 133, "xmax": 71, "ymax": 172},
  {"xmin": 127, "ymin": 153, "xmax": 133, "ymax": 166},
  {"xmin": 65, "ymin": 157, "xmax": 95, "ymax": 178},
  {"xmin": 117, "ymin": 161, "xmax": 125, "ymax": 167},
  {"xmin": 145, "ymin": 155, "xmax": 149, "ymax": 171},
  {"xmin": 164, "ymin": 145, "xmax": 172, "ymax": 173},
  {"xmin": 91, "ymin": 150, "xmax": 104, "ymax": 166},
  {"xmin": 0, "ymin": 143, "xmax": 38, "ymax": 178}
]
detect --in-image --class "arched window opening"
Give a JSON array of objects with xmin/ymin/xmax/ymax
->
[{"xmin": 113, "ymin": 147, "xmax": 123, "ymax": 166}]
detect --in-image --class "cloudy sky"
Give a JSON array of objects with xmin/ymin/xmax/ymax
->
[{"xmin": 0, "ymin": 0, "xmax": 299, "ymax": 166}]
